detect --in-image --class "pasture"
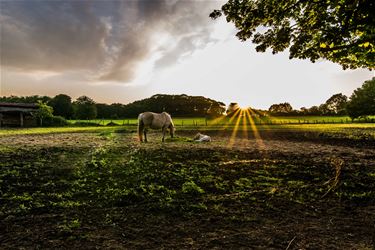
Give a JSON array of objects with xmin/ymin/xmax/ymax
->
[
  {"xmin": 1, "ymin": 124, "xmax": 374, "ymax": 249},
  {"xmin": 69, "ymin": 115, "xmax": 375, "ymax": 127}
]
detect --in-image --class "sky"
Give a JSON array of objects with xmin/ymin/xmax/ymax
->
[{"xmin": 0, "ymin": 0, "xmax": 373, "ymax": 110}]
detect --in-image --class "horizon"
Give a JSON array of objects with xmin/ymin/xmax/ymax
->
[
  {"xmin": 0, "ymin": 0, "xmax": 374, "ymax": 110},
  {"xmin": 0, "ymin": 90, "xmax": 367, "ymax": 111}
]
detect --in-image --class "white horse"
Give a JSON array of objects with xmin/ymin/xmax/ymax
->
[
  {"xmin": 138, "ymin": 112, "xmax": 175, "ymax": 142},
  {"xmin": 193, "ymin": 132, "xmax": 211, "ymax": 142}
]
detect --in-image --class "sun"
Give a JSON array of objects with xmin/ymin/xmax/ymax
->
[
  {"xmin": 227, "ymin": 106, "xmax": 265, "ymax": 149},
  {"xmin": 236, "ymin": 101, "xmax": 250, "ymax": 110}
]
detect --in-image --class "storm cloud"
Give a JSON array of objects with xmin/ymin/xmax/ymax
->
[{"xmin": 0, "ymin": 0, "xmax": 220, "ymax": 82}]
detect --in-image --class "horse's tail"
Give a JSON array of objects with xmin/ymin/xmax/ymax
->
[{"xmin": 138, "ymin": 113, "xmax": 144, "ymax": 141}]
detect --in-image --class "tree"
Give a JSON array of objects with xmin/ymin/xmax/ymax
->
[
  {"xmin": 74, "ymin": 96, "xmax": 97, "ymax": 120},
  {"xmin": 307, "ymin": 106, "xmax": 321, "ymax": 115},
  {"xmin": 325, "ymin": 93, "xmax": 348, "ymax": 115},
  {"xmin": 34, "ymin": 101, "xmax": 54, "ymax": 126},
  {"xmin": 269, "ymin": 102, "xmax": 293, "ymax": 114},
  {"xmin": 48, "ymin": 94, "xmax": 73, "ymax": 119},
  {"xmin": 207, "ymin": 102, "xmax": 226, "ymax": 117},
  {"xmin": 226, "ymin": 103, "xmax": 240, "ymax": 117},
  {"xmin": 318, "ymin": 103, "xmax": 330, "ymax": 115},
  {"xmin": 346, "ymin": 77, "xmax": 375, "ymax": 119},
  {"xmin": 122, "ymin": 94, "xmax": 226, "ymax": 117},
  {"xmin": 0, "ymin": 95, "xmax": 51, "ymax": 104},
  {"xmin": 210, "ymin": 0, "xmax": 375, "ymax": 69}
]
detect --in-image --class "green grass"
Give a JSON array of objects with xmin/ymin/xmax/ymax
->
[
  {"xmin": 69, "ymin": 116, "xmax": 375, "ymax": 127},
  {"xmin": 1, "ymin": 123, "xmax": 374, "ymax": 139},
  {"xmin": 0, "ymin": 126, "xmax": 121, "ymax": 136},
  {"xmin": 69, "ymin": 117, "xmax": 208, "ymax": 126}
]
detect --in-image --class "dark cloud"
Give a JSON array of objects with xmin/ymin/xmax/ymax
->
[{"xmin": 1, "ymin": 0, "xmax": 220, "ymax": 82}]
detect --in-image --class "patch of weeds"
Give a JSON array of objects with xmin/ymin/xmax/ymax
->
[
  {"xmin": 214, "ymin": 179, "xmax": 230, "ymax": 192},
  {"xmin": 182, "ymin": 181, "xmax": 205, "ymax": 195},
  {"xmin": 234, "ymin": 178, "xmax": 253, "ymax": 191},
  {"xmin": 58, "ymin": 218, "xmax": 81, "ymax": 234},
  {"xmin": 98, "ymin": 131, "xmax": 114, "ymax": 139}
]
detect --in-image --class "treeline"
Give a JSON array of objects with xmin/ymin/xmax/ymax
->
[
  {"xmin": 1, "ymin": 77, "xmax": 374, "ymax": 121},
  {"xmin": 267, "ymin": 93, "xmax": 348, "ymax": 116},
  {"xmin": 119, "ymin": 94, "xmax": 226, "ymax": 118},
  {"xmin": 270, "ymin": 78, "xmax": 375, "ymax": 119},
  {"xmin": 228, "ymin": 77, "xmax": 375, "ymax": 120},
  {"xmin": 0, "ymin": 94, "xmax": 226, "ymax": 120}
]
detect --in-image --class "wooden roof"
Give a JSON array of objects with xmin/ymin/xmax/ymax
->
[
  {"xmin": 0, "ymin": 102, "xmax": 38, "ymax": 108},
  {"xmin": 0, "ymin": 102, "xmax": 38, "ymax": 113}
]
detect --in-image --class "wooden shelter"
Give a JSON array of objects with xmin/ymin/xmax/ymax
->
[{"xmin": 0, "ymin": 103, "xmax": 38, "ymax": 127}]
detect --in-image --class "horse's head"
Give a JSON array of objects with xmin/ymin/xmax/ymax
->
[
  {"xmin": 169, "ymin": 124, "xmax": 175, "ymax": 138},
  {"xmin": 194, "ymin": 133, "xmax": 202, "ymax": 140}
]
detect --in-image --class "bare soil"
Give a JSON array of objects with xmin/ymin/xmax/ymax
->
[{"xmin": 1, "ymin": 130, "xmax": 374, "ymax": 249}]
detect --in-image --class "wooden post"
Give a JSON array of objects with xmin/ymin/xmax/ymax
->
[{"xmin": 20, "ymin": 112, "xmax": 24, "ymax": 127}]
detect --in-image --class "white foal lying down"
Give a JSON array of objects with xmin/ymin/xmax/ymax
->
[{"xmin": 193, "ymin": 133, "xmax": 211, "ymax": 142}]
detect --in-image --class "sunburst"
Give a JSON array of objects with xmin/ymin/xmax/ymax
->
[
  {"xmin": 245, "ymin": 108, "xmax": 265, "ymax": 149},
  {"xmin": 228, "ymin": 108, "xmax": 244, "ymax": 147}
]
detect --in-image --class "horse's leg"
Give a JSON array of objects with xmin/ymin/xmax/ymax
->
[
  {"xmin": 139, "ymin": 131, "xmax": 143, "ymax": 142},
  {"xmin": 138, "ymin": 121, "xmax": 143, "ymax": 142},
  {"xmin": 162, "ymin": 127, "xmax": 166, "ymax": 142},
  {"xmin": 169, "ymin": 125, "xmax": 174, "ymax": 138},
  {"xmin": 144, "ymin": 129, "xmax": 148, "ymax": 142}
]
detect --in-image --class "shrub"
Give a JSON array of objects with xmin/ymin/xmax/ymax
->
[{"xmin": 43, "ymin": 116, "xmax": 68, "ymax": 126}]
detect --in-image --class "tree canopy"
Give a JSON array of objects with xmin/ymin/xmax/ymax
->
[
  {"xmin": 269, "ymin": 102, "xmax": 294, "ymax": 114},
  {"xmin": 34, "ymin": 101, "xmax": 54, "ymax": 126},
  {"xmin": 74, "ymin": 96, "xmax": 97, "ymax": 120},
  {"xmin": 324, "ymin": 93, "xmax": 348, "ymax": 115},
  {"xmin": 346, "ymin": 77, "xmax": 375, "ymax": 119},
  {"xmin": 226, "ymin": 102, "xmax": 241, "ymax": 116},
  {"xmin": 123, "ymin": 94, "xmax": 226, "ymax": 118},
  {"xmin": 48, "ymin": 94, "xmax": 73, "ymax": 119},
  {"xmin": 0, "ymin": 95, "xmax": 51, "ymax": 104},
  {"xmin": 210, "ymin": 0, "xmax": 375, "ymax": 69}
]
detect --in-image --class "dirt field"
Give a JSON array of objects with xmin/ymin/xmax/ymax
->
[{"xmin": 1, "ymin": 129, "xmax": 374, "ymax": 249}]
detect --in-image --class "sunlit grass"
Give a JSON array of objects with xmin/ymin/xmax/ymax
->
[
  {"xmin": 241, "ymin": 110, "xmax": 249, "ymax": 140},
  {"xmin": 228, "ymin": 109, "xmax": 244, "ymax": 147},
  {"xmin": 0, "ymin": 127, "xmax": 119, "ymax": 136},
  {"xmin": 245, "ymin": 109, "xmax": 265, "ymax": 149},
  {"xmin": 68, "ymin": 115, "xmax": 375, "ymax": 127},
  {"xmin": 207, "ymin": 114, "xmax": 227, "ymax": 126},
  {"xmin": 1, "ymin": 121, "xmax": 374, "ymax": 139}
]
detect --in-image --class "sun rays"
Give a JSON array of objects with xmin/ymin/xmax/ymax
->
[
  {"xmin": 206, "ymin": 105, "xmax": 266, "ymax": 148},
  {"xmin": 227, "ymin": 107, "xmax": 265, "ymax": 149}
]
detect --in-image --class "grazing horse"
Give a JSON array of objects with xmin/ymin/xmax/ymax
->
[{"xmin": 138, "ymin": 112, "xmax": 175, "ymax": 142}]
